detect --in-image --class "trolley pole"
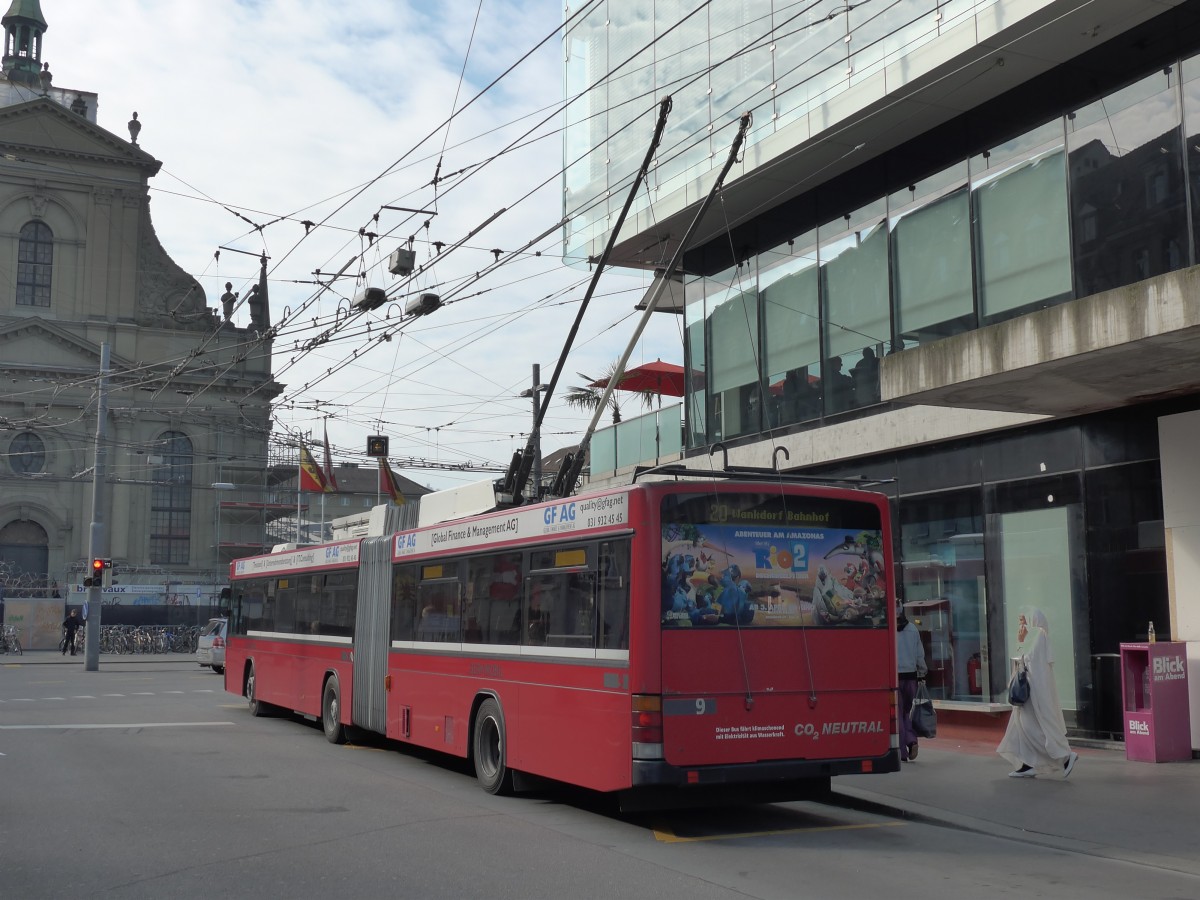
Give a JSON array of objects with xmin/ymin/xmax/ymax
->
[{"xmin": 83, "ymin": 342, "xmax": 111, "ymax": 672}]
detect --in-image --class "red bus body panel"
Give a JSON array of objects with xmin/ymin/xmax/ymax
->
[
  {"xmin": 226, "ymin": 638, "xmax": 352, "ymax": 721},
  {"xmin": 660, "ymin": 629, "xmax": 893, "ymax": 765},
  {"xmin": 386, "ymin": 653, "xmax": 632, "ymax": 793}
]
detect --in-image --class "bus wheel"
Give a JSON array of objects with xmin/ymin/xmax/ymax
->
[
  {"xmin": 322, "ymin": 677, "xmax": 346, "ymax": 745},
  {"xmin": 472, "ymin": 697, "xmax": 513, "ymax": 795},
  {"xmin": 246, "ymin": 663, "xmax": 272, "ymax": 717}
]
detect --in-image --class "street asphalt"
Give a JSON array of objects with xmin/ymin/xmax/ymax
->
[{"xmin": 9, "ymin": 649, "xmax": 1198, "ymax": 876}]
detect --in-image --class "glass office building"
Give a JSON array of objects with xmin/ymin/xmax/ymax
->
[{"xmin": 564, "ymin": 1, "xmax": 1200, "ymax": 740}]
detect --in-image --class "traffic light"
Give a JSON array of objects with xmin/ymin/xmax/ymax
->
[
  {"xmin": 90, "ymin": 558, "xmax": 114, "ymax": 587},
  {"xmin": 366, "ymin": 435, "xmax": 389, "ymax": 457}
]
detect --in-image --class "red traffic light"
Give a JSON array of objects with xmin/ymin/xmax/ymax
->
[{"xmin": 92, "ymin": 558, "xmax": 105, "ymax": 571}]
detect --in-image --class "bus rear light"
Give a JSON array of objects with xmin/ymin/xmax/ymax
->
[
  {"xmin": 632, "ymin": 724, "xmax": 663, "ymax": 744},
  {"xmin": 631, "ymin": 694, "xmax": 662, "ymax": 746},
  {"xmin": 633, "ymin": 696, "xmax": 662, "ymax": 739},
  {"xmin": 384, "ymin": 674, "xmax": 392, "ymax": 692}
]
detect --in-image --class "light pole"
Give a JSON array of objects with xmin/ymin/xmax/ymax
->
[{"xmin": 519, "ymin": 364, "xmax": 548, "ymax": 502}]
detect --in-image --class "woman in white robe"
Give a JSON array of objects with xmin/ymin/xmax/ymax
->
[{"xmin": 997, "ymin": 608, "xmax": 1079, "ymax": 778}]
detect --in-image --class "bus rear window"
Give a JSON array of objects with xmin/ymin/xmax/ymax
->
[{"xmin": 660, "ymin": 492, "xmax": 887, "ymax": 630}]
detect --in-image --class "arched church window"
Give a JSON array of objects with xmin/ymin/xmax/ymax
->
[
  {"xmin": 149, "ymin": 431, "xmax": 193, "ymax": 566},
  {"xmin": 9, "ymin": 431, "xmax": 46, "ymax": 473},
  {"xmin": 17, "ymin": 221, "xmax": 53, "ymax": 307}
]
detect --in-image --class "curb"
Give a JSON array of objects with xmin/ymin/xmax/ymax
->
[{"xmin": 829, "ymin": 785, "xmax": 1200, "ymax": 878}]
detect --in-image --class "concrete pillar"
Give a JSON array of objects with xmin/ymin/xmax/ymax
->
[{"xmin": 1158, "ymin": 410, "xmax": 1200, "ymax": 751}]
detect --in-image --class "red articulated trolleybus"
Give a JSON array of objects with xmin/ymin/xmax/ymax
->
[{"xmin": 225, "ymin": 472, "xmax": 900, "ymax": 807}]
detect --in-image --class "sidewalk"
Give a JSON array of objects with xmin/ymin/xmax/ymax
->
[
  {"xmin": 3, "ymin": 649, "xmax": 188, "ymax": 664},
  {"xmin": 835, "ymin": 727, "xmax": 1200, "ymax": 877}
]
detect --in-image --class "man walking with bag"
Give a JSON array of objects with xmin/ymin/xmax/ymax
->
[{"xmin": 896, "ymin": 600, "xmax": 927, "ymax": 761}]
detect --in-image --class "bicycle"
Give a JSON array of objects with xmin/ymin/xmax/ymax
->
[
  {"xmin": 0, "ymin": 624, "xmax": 21, "ymax": 655},
  {"xmin": 58, "ymin": 627, "xmax": 85, "ymax": 655}
]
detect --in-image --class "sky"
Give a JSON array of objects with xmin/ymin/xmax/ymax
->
[{"xmin": 47, "ymin": 0, "xmax": 683, "ymax": 490}]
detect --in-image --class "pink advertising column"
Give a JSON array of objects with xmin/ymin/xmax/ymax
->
[{"xmin": 1119, "ymin": 642, "xmax": 1192, "ymax": 762}]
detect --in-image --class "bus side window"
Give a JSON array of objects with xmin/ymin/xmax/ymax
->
[
  {"xmin": 390, "ymin": 566, "xmax": 418, "ymax": 641},
  {"xmin": 600, "ymin": 541, "xmax": 630, "ymax": 650}
]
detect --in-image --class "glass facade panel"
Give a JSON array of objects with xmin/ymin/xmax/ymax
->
[
  {"xmin": 890, "ymin": 166, "xmax": 973, "ymax": 347},
  {"xmin": 590, "ymin": 426, "xmax": 616, "ymax": 476},
  {"xmin": 821, "ymin": 200, "xmax": 889, "ymax": 413},
  {"xmin": 607, "ymin": 2, "xmax": 655, "ymax": 202},
  {"xmin": 760, "ymin": 233, "xmax": 822, "ymax": 426},
  {"xmin": 995, "ymin": 507, "xmax": 1080, "ymax": 711},
  {"xmin": 971, "ymin": 122, "xmax": 1071, "ymax": 320},
  {"xmin": 706, "ymin": 265, "xmax": 761, "ymax": 440},
  {"xmin": 659, "ymin": 403, "xmax": 682, "ymax": 457},
  {"xmin": 563, "ymin": 1, "xmax": 609, "ymax": 256},
  {"xmin": 613, "ymin": 409, "xmax": 658, "ymax": 468},
  {"xmin": 684, "ymin": 275, "xmax": 707, "ymax": 445},
  {"xmin": 899, "ymin": 491, "xmax": 986, "ymax": 702},
  {"xmin": 711, "ymin": 1, "xmax": 775, "ymax": 147},
  {"xmin": 774, "ymin": 4, "xmax": 844, "ymax": 130},
  {"xmin": 1183, "ymin": 52, "xmax": 1200, "ymax": 268},
  {"xmin": 653, "ymin": 1, "xmax": 712, "ymax": 196},
  {"xmin": 1068, "ymin": 69, "xmax": 1186, "ymax": 296}
]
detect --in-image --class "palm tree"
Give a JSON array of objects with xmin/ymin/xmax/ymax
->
[{"xmin": 563, "ymin": 360, "xmax": 657, "ymax": 425}]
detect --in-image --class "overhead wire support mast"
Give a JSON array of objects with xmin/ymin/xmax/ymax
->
[
  {"xmin": 508, "ymin": 94, "xmax": 674, "ymax": 504},
  {"xmin": 557, "ymin": 110, "xmax": 753, "ymax": 496}
]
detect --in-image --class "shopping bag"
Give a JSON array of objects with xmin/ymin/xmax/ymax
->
[
  {"xmin": 910, "ymin": 681, "xmax": 937, "ymax": 738},
  {"xmin": 1008, "ymin": 659, "xmax": 1030, "ymax": 706}
]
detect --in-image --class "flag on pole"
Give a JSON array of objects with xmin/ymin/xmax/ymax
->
[
  {"xmin": 321, "ymin": 423, "xmax": 339, "ymax": 492},
  {"xmin": 379, "ymin": 457, "xmax": 406, "ymax": 505},
  {"xmin": 299, "ymin": 442, "xmax": 331, "ymax": 493}
]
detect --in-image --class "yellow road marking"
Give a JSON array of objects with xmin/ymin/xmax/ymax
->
[{"xmin": 652, "ymin": 820, "xmax": 905, "ymax": 843}]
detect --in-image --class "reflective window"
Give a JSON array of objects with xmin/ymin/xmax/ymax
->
[
  {"xmin": 149, "ymin": 431, "xmax": 192, "ymax": 566},
  {"xmin": 464, "ymin": 552, "xmax": 523, "ymax": 645},
  {"xmin": 889, "ymin": 163, "xmax": 974, "ymax": 347},
  {"xmin": 17, "ymin": 221, "xmax": 52, "ymax": 307},
  {"xmin": 971, "ymin": 120, "xmax": 1072, "ymax": 320},
  {"xmin": 760, "ymin": 232, "xmax": 822, "ymax": 426},
  {"xmin": 706, "ymin": 263, "xmax": 762, "ymax": 439},
  {"xmin": 899, "ymin": 491, "xmax": 985, "ymax": 702},
  {"xmin": 684, "ymin": 275, "xmax": 707, "ymax": 446},
  {"xmin": 821, "ymin": 199, "xmax": 889, "ymax": 413},
  {"xmin": 1178, "ymin": 53, "xmax": 1200, "ymax": 270},
  {"xmin": 1068, "ymin": 69, "xmax": 1187, "ymax": 297},
  {"xmin": 416, "ymin": 572, "xmax": 462, "ymax": 642}
]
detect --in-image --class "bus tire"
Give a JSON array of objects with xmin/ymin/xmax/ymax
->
[
  {"xmin": 246, "ymin": 662, "xmax": 274, "ymax": 717},
  {"xmin": 472, "ymin": 697, "xmax": 513, "ymax": 795},
  {"xmin": 322, "ymin": 677, "xmax": 346, "ymax": 745}
]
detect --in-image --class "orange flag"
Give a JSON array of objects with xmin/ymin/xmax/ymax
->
[
  {"xmin": 378, "ymin": 457, "xmax": 406, "ymax": 505},
  {"xmin": 322, "ymin": 423, "xmax": 339, "ymax": 492},
  {"xmin": 299, "ymin": 442, "xmax": 330, "ymax": 493}
]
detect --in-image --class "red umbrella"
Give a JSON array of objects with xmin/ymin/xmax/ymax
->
[{"xmin": 590, "ymin": 360, "xmax": 689, "ymax": 397}]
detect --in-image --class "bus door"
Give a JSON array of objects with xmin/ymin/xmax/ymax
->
[{"xmin": 352, "ymin": 536, "xmax": 394, "ymax": 733}]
